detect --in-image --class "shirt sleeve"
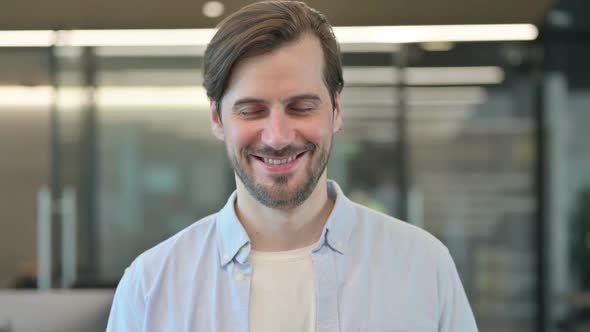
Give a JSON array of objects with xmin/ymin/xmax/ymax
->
[
  {"xmin": 437, "ymin": 248, "xmax": 479, "ymax": 332},
  {"xmin": 106, "ymin": 263, "xmax": 146, "ymax": 332}
]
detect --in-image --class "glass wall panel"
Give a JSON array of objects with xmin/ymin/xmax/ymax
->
[
  {"xmin": 54, "ymin": 46, "xmax": 88, "ymax": 288},
  {"xmin": 554, "ymin": 39, "xmax": 590, "ymax": 332},
  {"xmin": 76, "ymin": 47, "xmax": 234, "ymax": 284},
  {"xmin": 0, "ymin": 36, "xmax": 551, "ymax": 332},
  {"xmin": 46, "ymin": 42, "xmax": 542, "ymax": 332},
  {"xmin": 0, "ymin": 48, "xmax": 51, "ymax": 289},
  {"xmin": 406, "ymin": 42, "xmax": 537, "ymax": 332}
]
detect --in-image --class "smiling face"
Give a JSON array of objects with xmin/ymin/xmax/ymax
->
[{"xmin": 211, "ymin": 33, "xmax": 342, "ymax": 210}]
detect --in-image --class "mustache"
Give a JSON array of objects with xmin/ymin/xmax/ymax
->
[{"xmin": 245, "ymin": 142, "xmax": 316, "ymax": 157}]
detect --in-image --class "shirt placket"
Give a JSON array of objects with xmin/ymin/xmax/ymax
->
[
  {"xmin": 312, "ymin": 248, "xmax": 340, "ymax": 332},
  {"xmin": 228, "ymin": 261, "xmax": 251, "ymax": 332}
]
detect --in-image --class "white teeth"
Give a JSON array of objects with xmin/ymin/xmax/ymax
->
[{"xmin": 263, "ymin": 156, "xmax": 295, "ymax": 165}]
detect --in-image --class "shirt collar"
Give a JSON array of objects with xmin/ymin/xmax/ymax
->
[
  {"xmin": 216, "ymin": 180, "xmax": 358, "ymax": 267},
  {"xmin": 216, "ymin": 190, "xmax": 251, "ymax": 267},
  {"xmin": 313, "ymin": 180, "xmax": 357, "ymax": 255}
]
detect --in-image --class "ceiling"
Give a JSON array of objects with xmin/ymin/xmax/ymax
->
[{"xmin": 1, "ymin": 0, "xmax": 556, "ymax": 31}]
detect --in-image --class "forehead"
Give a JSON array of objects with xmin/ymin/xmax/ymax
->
[{"xmin": 221, "ymin": 34, "xmax": 328, "ymax": 105}]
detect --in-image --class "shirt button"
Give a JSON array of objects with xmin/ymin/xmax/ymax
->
[
  {"xmin": 223, "ymin": 254, "xmax": 229, "ymax": 260},
  {"xmin": 336, "ymin": 241, "xmax": 343, "ymax": 248},
  {"xmin": 235, "ymin": 273, "xmax": 245, "ymax": 281}
]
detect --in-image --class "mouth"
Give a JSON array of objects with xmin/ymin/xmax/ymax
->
[
  {"xmin": 250, "ymin": 151, "xmax": 307, "ymax": 172},
  {"xmin": 251, "ymin": 151, "xmax": 306, "ymax": 164}
]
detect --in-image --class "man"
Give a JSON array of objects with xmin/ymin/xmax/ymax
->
[{"xmin": 107, "ymin": 1, "xmax": 478, "ymax": 331}]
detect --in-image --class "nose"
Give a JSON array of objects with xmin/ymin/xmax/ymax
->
[{"xmin": 260, "ymin": 109, "xmax": 295, "ymax": 150}]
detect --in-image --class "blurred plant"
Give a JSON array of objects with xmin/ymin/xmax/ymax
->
[{"xmin": 572, "ymin": 188, "xmax": 590, "ymax": 289}]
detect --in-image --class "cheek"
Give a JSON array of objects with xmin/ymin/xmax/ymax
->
[
  {"xmin": 302, "ymin": 118, "xmax": 332, "ymax": 145},
  {"xmin": 225, "ymin": 122, "xmax": 260, "ymax": 150}
]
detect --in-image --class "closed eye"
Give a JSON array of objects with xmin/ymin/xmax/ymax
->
[
  {"xmin": 232, "ymin": 98, "xmax": 268, "ymax": 118},
  {"xmin": 288, "ymin": 101, "xmax": 318, "ymax": 114},
  {"xmin": 235, "ymin": 107, "xmax": 267, "ymax": 118},
  {"xmin": 240, "ymin": 109, "xmax": 263, "ymax": 116},
  {"xmin": 291, "ymin": 107, "xmax": 313, "ymax": 113}
]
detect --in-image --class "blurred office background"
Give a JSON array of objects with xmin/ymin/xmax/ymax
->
[{"xmin": 0, "ymin": 0, "xmax": 589, "ymax": 331}]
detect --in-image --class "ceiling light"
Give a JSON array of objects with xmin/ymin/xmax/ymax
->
[
  {"xmin": 406, "ymin": 86, "xmax": 487, "ymax": 105},
  {"xmin": 340, "ymin": 43, "xmax": 400, "ymax": 53},
  {"xmin": 0, "ymin": 24, "xmax": 537, "ymax": 47},
  {"xmin": 420, "ymin": 41, "xmax": 455, "ymax": 52},
  {"xmin": 0, "ymin": 86, "xmax": 210, "ymax": 108},
  {"xmin": 94, "ymin": 46, "xmax": 207, "ymax": 57},
  {"xmin": 333, "ymin": 24, "xmax": 538, "ymax": 43},
  {"xmin": 341, "ymin": 86, "xmax": 488, "ymax": 106},
  {"xmin": 64, "ymin": 29, "xmax": 217, "ymax": 46},
  {"xmin": 0, "ymin": 86, "xmax": 53, "ymax": 106},
  {"xmin": 0, "ymin": 31, "xmax": 53, "ymax": 47},
  {"xmin": 343, "ymin": 66, "xmax": 505, "ymax": 85},
  {"xmin": 2, "ymin": 85, "xmax": 487, "ymax": 118},
  {"xmin": 202, "ymin": 1, "xmax": 225, "ymax": 18},
  {"xmin": 406, "ymin": 66, "xmax": 504, "ymax": 85},
  {"xmin": 96, "ymin": 87, "xmax": 209, "ymax": 107}
]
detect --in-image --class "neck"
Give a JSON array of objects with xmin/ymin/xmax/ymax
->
[{"xmin": 234, "ymin": 173, "xmax": 334, "ymax": 252}]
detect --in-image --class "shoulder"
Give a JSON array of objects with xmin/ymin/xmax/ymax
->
[
  {"xmin": 350, "ymin": 201, "xmax": 449, "ymax": 259},
  {"xmin": 143, "ymin": 213, "xmax": 218, "ymax": 259},
  {"xmin": 124, "ymin": 212, "xmax": 221, "ymax": 290}
]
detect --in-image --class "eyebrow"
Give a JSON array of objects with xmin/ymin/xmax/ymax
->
[
  {"xmin": 232, "ymin": 97, "xmax": 268, "ymax": 111},
  {"xmin": 284, "ymin": 94, "xmax": 322, "ymax": 104}
]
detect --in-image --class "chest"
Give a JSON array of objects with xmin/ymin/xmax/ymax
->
[{"xmin": 143, "ymin": 257, "xmax": 439, "ymax": 332}]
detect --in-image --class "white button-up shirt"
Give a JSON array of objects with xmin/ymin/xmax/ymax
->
[{"xmin": 107, "ymin": 181, "xmax": 478, "ymax": 332}]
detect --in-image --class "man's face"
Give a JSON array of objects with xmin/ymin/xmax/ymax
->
[{"xmin": 211, "ymin": 33, "xmax": 342, "ymax": 210}]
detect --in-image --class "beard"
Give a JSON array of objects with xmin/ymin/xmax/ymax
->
[{"xmin": 228, "ymin": 140, "xmax": 331, "ymax": 210}]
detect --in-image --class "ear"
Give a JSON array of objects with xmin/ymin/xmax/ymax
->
[
  {"xmin": 210, "ymin": 101, "xmax": 225, "ymax": 141},
  {"xmin": 332, "ymin": 93, "xmax": 343, "ymax": 134}
]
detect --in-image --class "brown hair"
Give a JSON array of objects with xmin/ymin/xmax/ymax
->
[{"xmin": 203, "ymin": 1, "xmax": 343, "ymax": 112}]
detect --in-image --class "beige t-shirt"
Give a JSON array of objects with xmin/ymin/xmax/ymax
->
[{"xmin": 248, "ymin": 244, "xmax": 316, "ymax": 332}]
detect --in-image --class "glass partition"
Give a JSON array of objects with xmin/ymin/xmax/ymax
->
[
  {"xmin": 0, "ymin": 48, "xmax": 51, "ymax": 289},
  {"xmin": 407, "ymin": 43, "xmax": 538, "ymax": 332},
  {"xmin": 0, "ymin": 37, "xmax": 563, "ymax": 332}
]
